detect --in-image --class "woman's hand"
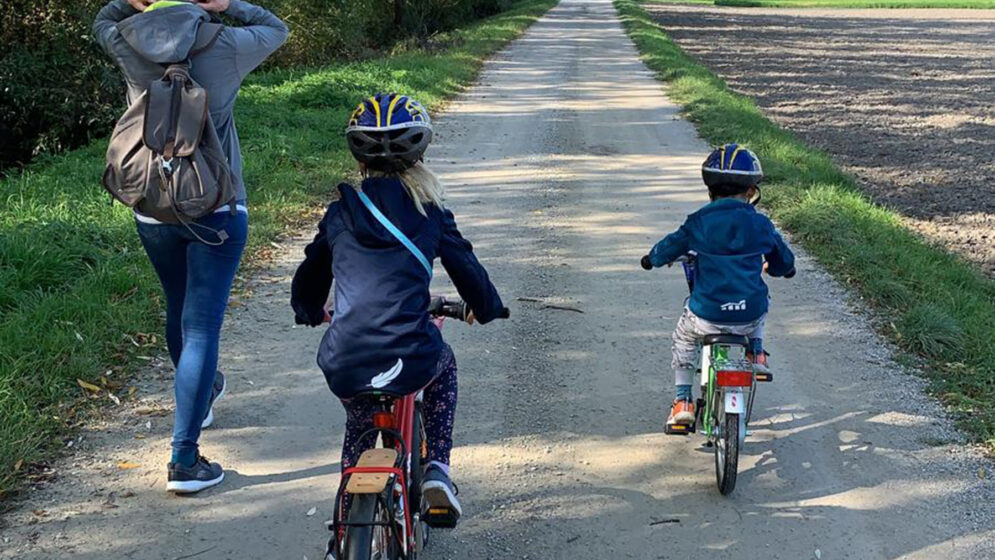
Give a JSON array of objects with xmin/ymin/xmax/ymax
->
[{"xmin": 195, "ymin": 0, "xmax": 231, "ymax": 12}]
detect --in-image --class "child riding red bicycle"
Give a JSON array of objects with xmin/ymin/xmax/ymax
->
[{"xmin": 291, "ymin": 93, "xmax": 507, "ymax": 530}]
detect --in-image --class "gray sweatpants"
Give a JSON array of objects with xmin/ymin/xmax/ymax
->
[{"xmin": 671, "ymin": 307, "xmax": 766, "ymax": 387}]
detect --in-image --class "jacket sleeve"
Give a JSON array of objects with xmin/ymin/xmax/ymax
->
[
  {"xmin": 93, "ymin": 0, "xmax": 138, "ymax": 54},
  {"xmin": 648, "ymin": 222, "xmax": 692, "ymax": 267},
  {"xmin": 291, "ymin": 206, "xmax": 336, "ymax": 326},
  {"xmin": 764, "ymin": 222, "xmax": 796, "ymax": 277},
  {"xmin": 439, "ymin": 209, "xmax": 505, "ymax": 324},
  {"xmin": 223, "ymin": 0, "xmax": 288, "ymax": 78}
]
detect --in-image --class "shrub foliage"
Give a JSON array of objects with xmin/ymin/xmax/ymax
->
[{"xmin": 0, "ymin": 0, "xmax": 513, "ymax": 172}]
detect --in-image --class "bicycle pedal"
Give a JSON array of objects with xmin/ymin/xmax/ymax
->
[
  {"xmin": 424, "ymin": 506, "xmax": 459, "ymax": 529},
  {"xmin": 755, "ymin": 372, "xmax": 774, "ymax": 382}
]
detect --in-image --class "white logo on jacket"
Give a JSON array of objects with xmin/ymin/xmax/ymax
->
[
  {"xmin": 720, "ymin": 300, "xmax": 747, "ymax": 311},
  {"xmin": 370, "ymin": 359, "xmax": 403, "ymax": 389}
]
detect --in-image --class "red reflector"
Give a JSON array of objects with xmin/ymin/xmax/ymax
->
[
  {"xmin": 372, "ymin": 411, "xmax": 395, "ymax": 429},
  {"xmin": 716, "ymin": 370, "xmax": 752, "ymax": 387}
]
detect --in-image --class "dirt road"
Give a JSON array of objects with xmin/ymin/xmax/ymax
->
[
  {"xmin": 2, "ymin": 0, "xmax": 993, "ymax": 558},
  {"xmin": 645, "ymin": 4, "xmax": 995, "ymax": 275}
]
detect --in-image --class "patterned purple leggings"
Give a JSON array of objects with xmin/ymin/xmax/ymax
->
[{"xmin": 340, "ymin": 344, "xmax": 458, "ymax": 471}]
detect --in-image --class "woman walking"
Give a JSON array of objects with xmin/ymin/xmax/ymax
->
[{"xmin": 93, "ymin": 0, "xmax": 287, "ymax": 493}]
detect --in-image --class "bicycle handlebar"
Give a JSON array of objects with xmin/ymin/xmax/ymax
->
[
  {"xmin": 640, "ymin": 253, "xmax": 693, "ymax": 270},
  {"xmin": 427, "ymin": 296, "xmax": 510, "ymax": 322}
]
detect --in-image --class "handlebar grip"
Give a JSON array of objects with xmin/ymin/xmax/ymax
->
[
  {"xmin": 784, "ymin": 268, "xmax": 796, "ymax": 279},
  {"xmin": 498, "ymin": 307, "xmax": 510, "ymax": 319},
  {"xmin": 640, "ymin": 255, "xmax": 653, "ymax": 270}
]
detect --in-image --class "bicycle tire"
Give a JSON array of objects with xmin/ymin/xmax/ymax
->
[
  {"xmin": 342, "ymin": 494, "xmax": 401, "ymax": 560},
  {"xmin": 715, "ymin": 412, "xmax": 739, "ymax": 495}
]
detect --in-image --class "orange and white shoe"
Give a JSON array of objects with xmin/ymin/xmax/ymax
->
[
  {"xmin": 667, "ymin": 398, "xmax": 696, "ymax": 428},
  {"xmin": 749, "ymin": 351, "xmax": 772, "ymax": 375}
]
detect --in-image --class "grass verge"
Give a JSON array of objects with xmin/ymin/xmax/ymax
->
[
  {"xmin": 0, "ymin": 0, "xmax": 556, "ymax": 501},
  {"xmin": 649, "ymin": 0, "xmax": 995, "ymax": 8},
  {"xmin": 617, "ymin": 0, "xmax": 995, "ymax": 449}
]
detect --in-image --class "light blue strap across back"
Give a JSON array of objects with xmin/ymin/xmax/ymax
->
[{"xmin": 356, "ymin": 190, "xmax": 433, "ymax": 279}]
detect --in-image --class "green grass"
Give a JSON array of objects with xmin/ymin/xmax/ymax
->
[
  {"xmin": 617, "ymin": 0, "xmax": 995, "ymax": 449},
  {"xmin": 0, "ymin": 0, "xmax": 555, "ymax": 501},
  {"xmin": 648, "ymin": 0, "xmax": 995, "ymax": 8}
]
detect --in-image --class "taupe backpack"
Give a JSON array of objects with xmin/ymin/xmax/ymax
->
[{"xmin": 102, "ymin": 23, "xmax": 235, "ymax": 240}]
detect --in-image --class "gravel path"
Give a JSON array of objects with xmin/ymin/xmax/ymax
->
[
  {"xmin": 645, "ymin": 3, "xmax": 995, "ymax": 274},
  {"xmin": 1, "ymin": 1, "xmax": 993, "ymax": 558}
]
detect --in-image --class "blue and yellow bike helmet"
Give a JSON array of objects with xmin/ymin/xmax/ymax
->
[
  {"xmin": 346, "ymin": 93, "xmax": 433, "ymax": 172},
  {"xmin": 701, "ymin": 143, "xmax": 763, "ymax": 191}
]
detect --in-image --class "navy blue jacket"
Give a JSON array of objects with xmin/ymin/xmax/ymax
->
[
  {"xmin": 291, "ymin": 178, "xmax": 504, "ymax": 399},
  {"xmin": 648, "ymin": 198, "xmax": 795, "ymax": 323}
]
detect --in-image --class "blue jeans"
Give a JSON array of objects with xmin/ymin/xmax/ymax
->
[{"xmin": 136, "ymin": 211, "xmax": 248, "ymax": 463}]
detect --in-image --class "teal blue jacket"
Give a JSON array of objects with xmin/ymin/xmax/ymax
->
[{"xmin": 649, "ymin": 198, "xmax": 795, "ymax": 323}]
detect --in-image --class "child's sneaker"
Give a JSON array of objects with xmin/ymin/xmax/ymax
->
[
  {"xmin": 667, "ymin": 398, "xmax": 695, "ymax": 427},
  {"xmin": 166, "ymin": 455, "xmax": 224, "ymax": 494},
  {"xmin": 748, "ymin": 351, "xmax": 772, "ymax": 375},
  {"xmin": 422, "ymin": 464, "xmax": 461, "ymax": 527}
]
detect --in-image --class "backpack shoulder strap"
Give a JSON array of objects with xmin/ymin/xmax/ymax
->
[{"xmin": 356, "ymin": 190, "xmax": 433, "ymax": 279}]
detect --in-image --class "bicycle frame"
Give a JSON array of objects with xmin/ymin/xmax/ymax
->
[
  {"xmin": 329, "ymin": 390, "xmax": 421, "ymax": 559},
  {"xmin": 699, "ymin": 342, "xmax": 754, "ymax": 444},
  {"xmin": 673, "ymin": 254, "xmax": 755, "ymax": 438}
]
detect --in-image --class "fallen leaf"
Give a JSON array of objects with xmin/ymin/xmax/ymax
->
[
  {"xmin": 127, "ymin": 386, "xmax": 138, "ymax": 396},
  {"xmin": 306, "ymin": 506, "xmax": 317, "ymax": 517},
  {"xmin": 133, "ymin": 434, "xmax": 146, "ymax": 440},
  {"xmin": 117, "ymin": 462, "xmax": 141, "ymax": 470},
  {"xmin": 14, "ymin": 459, "xmax": 23, "ymax": 472},
  {"xmin": 979, "ymin": 468, "xmax": 987, "ymax": 479},
  {"xmin": 74, "ymin": 331, "xmax": 84, "ymax": 343},
  {"xmin": 76, "ymin": 379, "xmax": 101, "ymax": 393},
  {"xmin": 107, "ymin": 393, "xmax": 121, "ymax": 405}
]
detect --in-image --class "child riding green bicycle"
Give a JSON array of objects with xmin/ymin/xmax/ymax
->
[{"xmin": 641, "ymin": 144, "xmax": 796, "ymax": 432}]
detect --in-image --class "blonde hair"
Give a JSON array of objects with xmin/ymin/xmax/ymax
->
[{"xmin": 363, "ymin": 162, "xmax": 445, "ymax": 216}]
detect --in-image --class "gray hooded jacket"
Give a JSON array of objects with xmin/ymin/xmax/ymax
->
[{"xmin": 94, "ymin": 0, "xmax": 287, "ymax": 202}]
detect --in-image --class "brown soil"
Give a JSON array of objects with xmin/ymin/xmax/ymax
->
[{"xmin": 645, "ymin": 4, "xmax": 995, "ymax": 274}]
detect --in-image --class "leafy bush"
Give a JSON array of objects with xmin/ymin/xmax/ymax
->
[
  {"xmin": 0, "ymin": 0, "xmax": 122, "ymax": 171},
  {"xmin": 0, "ymin": 0, "xmax": 514, "ymax": 173}
]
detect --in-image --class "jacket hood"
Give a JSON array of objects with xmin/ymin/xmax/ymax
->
[
  {"xmin": 701, "ymin": 197, "xmax": 755, "ymax": 214},
  {"xmin": 338, "ymin": 178, "xmax": 431, "ymax": 249},
  {"xmin": 117, "ymin": 3, "xmax": 211, "ymax": 64}
]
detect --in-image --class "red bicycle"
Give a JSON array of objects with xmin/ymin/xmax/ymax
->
[{"xmin": 325, "ymin": 297, "xmax": 502, "ymax": 560}]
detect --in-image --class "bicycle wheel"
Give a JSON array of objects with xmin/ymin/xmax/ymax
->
[
  {"xmin": 714, "ymin": 411, "xmax": 740, "ymax": 495},
  {"xmin": 342, "ymin": 494, "xmax": 401, "ymax": 560}
]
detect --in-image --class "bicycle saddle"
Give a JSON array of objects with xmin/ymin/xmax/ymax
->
[{"xmin": 702, "ymin": 334, "xmax": 749, "ymax": 346}]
